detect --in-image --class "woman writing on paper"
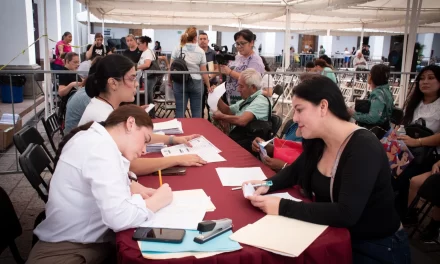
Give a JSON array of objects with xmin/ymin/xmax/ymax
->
[
  {"xmin": 27, "ymin": 105, "xmax": 173, "ymax": 263},
  {"xmin": 78, "ymin": 54, "xmax": 206, "ymax": 175},
  {"xmin": 244, "ymin": 75, "xmax": 410, "ymax": 263}
]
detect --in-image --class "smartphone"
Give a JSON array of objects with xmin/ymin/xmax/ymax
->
[
  {"xmin": 153, "ymin": 167, "xmax": 186, "ymax": 176},
  {"xmin": 132, "ymin": 227, "xmax": 185, "ymax": 243}
]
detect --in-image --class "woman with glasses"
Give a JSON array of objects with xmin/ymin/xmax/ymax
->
[{"xmin": 220, "ymin": 29, "xmax": 265, "ymax": 105}]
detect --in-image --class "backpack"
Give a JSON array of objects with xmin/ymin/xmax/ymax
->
[{"xmin": 170, "ymin": 47, "xmax": 191, "ymax": 84}]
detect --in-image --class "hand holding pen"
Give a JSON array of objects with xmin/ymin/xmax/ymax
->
[{"xmin": 235, "ymin": 180, "xmax": 272, "ymax": 195}]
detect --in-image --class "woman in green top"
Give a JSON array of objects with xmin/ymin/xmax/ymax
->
[
  {"xmin": 314, "ymin": 59, "xmax": 337, "ymax": 83},
  {"xmin": 349, "ymin": 64, "xmax": 394, "ymax": 130}
]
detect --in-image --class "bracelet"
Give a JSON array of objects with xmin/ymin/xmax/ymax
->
[
  {"xmin": 169, "ymin": 135, "xmax": 174, "ymax": 146},
  {"xmin": 418, "ymin": 138, "xmax": 423, "ymax": 146},
  {"xmin": 282, "ymin": 163, "xmax": 288, "ymax": 169}
]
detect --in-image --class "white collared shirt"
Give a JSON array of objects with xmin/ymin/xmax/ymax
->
[
  {"xmin": 34, "ymin": 122, "xmax": 153, "ymax": 243},
  {"xmin": 78, "ymin": 98, "xmax": 113, "ymax": 126}
]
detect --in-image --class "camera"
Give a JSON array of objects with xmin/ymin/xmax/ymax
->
[{"xmin": 211, "ymin": 44, "xmax": 235, "ymax": 65}]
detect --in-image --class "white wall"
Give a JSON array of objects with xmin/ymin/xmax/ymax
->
[
  {"xmin": 108, "ymin": 27, "xmax": 129, "ymax": 39},
  {"xmin": 383, "ymin": 35, "xmax": 391, "ymax": 59},
  {"xmin": 221, "ymin": 31, "xmax": 236, "ymax": 52},
  {"xmin": 60, "ymin": 0, "xmax": 72, "ymax": 37},
  {"xmin": 154, "ymin": 29, "xmax": 186, "ymax": 53},
  {"xmin": 0, "ymin": 0, "xmax": 36, "ymax": 65},
  {"xmin": 370, "ymin": 36, "xmax": 384, "ymax": 60},
  {"xmin": 432, "ymin": 34, "xmax": 440, "ymax": 59},
  {"xmin": 332, "ymin": 36, "xmax": 357, "ymax": 55}
]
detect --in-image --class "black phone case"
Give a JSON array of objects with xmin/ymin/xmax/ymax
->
[{"xmin": 132, "ymin": 228, "xmax": 185, "ymax": 243}]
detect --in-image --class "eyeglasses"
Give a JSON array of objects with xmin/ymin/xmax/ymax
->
[
  {"xmin": 115, "ymin": 76, "xmax": 137, "ymax": 84},
  {"xmin": 234, "ymin": 41, "xmax": 249, "ymax": 47}
]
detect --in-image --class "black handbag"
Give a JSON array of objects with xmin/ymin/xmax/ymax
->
[
  {"xmin": 354, "ymin": 99, "xmax": 371, "ymax": 113},
  {"xmin": 405, "ymin": 118, "xmax": 436, "ymax": 165},
  {"xmin": 145, "ymin": 50, "xmax": 161, "ymax": 79}
]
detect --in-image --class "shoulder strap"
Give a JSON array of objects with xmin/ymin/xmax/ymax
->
[
  {"xmin": 149, "ymin": 49, "xmax": 157, "ymax": 60},
  {"xmin": 329, "ymin": 127, "xmax": 366, "ymax": 203}
]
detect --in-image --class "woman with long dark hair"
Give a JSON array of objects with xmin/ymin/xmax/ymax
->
[
  {"xmin": 28, "ymin": 105, "xmax": 173, "ymax": 263},
  {"xmin": 244, "ymin": 75, "xmax": 410, "ymax": 263},
  {"xmin": 393, "ymin": 65, "xmax": 440, "ymax": 221}
]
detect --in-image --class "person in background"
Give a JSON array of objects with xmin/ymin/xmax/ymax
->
[
  {"xmin": 220, "ymin": 29, "xmax": 265, "ymax": 105},
  {"xmin": 343, "ymin": 47, "xmax": 351, "ymax": 68},
  {"xmin": 352, "ymin": 46, "xmax": 357, "ymax": 56},
  {"xmin": 79, "ymin": 54, "xmax": 206, "ymax": 174},
  {"xmin": 198, "ymin": 32, "xmax": 219, "ymax": 120},
  {"xmin": 154, "ymin": 41, "xmax": 162, "ymax": 57},
  {"xmin": 362, "ymin": 45, "xmax": 371, "ymax": 61},
  {"xmin": 348, "ymin": 64, "xmax": 394, "ymax": 130},
  {"xmin": 319, "ymin": 45, "xmax": 326, "ymax": 56},
  {"xmin": 308, "ymin": 45, "xmax": 314, "ymax": 54},
  {"xmin": 244, "ymin": 75, "xmax": 410, "ymax": 263},
  {"xmin": 169, "ymin": 26, "xmax": 210, "ymax": 118},
  {"xmin": 137, "ymin": 36, "xmax": 158, "ymax": 104},
  {"xmin": 319, "ymin": 55, "xmax": 333, "ymax": 68},
  {"xmin": 260, "ymin": 56, "xmax": 274, "ymax": 98},
  {"xmin": 64, "ymin": 56, "xmax": 102, "ymax": 135},
  {"xmin": 353, "ymin": 51, "xmax": 367, "ymax": 69},
  {"xmin": 27, "ymin": 105, "xmax": 173, "ymax": 263},
  {"xmin": 393, "ymin": 65, "xmax": 440, "ymax": 221},
  {"xmin": 314, "ymin": 59, "xmax": 337, "ymax": 83},
  {"xmin": 53, "ymin": 32, "xmax": 72, "ymax": 70},
  {"xmin": 86, "ymin": 33, "xmax": 113, "ymax": 60},
  {"xmin": 57, "ymin": 52, "xmax": 82, "ymax": 98},
  {"xmin": 123, "ymin": 34, "xmax": 142, "ymax": 64},
  {"xmin": 305, "ymin": 61, "xmax": 315, "ymax": 72}
]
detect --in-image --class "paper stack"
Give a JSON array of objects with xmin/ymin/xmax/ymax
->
[
  {"xmin": 161, "ymin": 136, "xmax": 225, "ymax": 163},
  {"xmin": 153, "ymin": 119, "xmax": 183, "ymax": 134},
  {"xmin": 230, "ymin": 215, "xmax": 327, "ymax": 257},
  {"xmin": 146, "ymin": 143, "xmax": 166, "ymax": 153}
]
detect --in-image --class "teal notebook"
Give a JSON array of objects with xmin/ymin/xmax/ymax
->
[{"xmin": 140, "ymin": 230, "xmax": 241, "ymax": 253}]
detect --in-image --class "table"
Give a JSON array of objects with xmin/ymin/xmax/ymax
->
[{"xmin": 116, "ymin": 118, "xmax": 352, "ymax": 264}]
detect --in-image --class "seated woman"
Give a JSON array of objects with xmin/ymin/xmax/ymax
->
[
  {"xmin": 349, "ymin": 64, "xmax": 394, "ymax": 131},
  {"xmin": 251, "ymin": 122, "xmax": 302, "ymax": 171},
  {"xmin": 314, "ymin": 59, "xmax": 337, "ymax": 83},
  {"xmin": 78, "ymin": 54, "xmax": 207, "ymax": 175},
  {"xmin": 408, "ymin": 157, "xmax": 440, "ymax": 241},
  {"xmin": 57, "ymin": 52, "xmax": 82, "ymax": 98},
  {"xmin": 244, "ymin": 75, "xmax": 410, "ymax": 263},
  {"xmin": 393, "ymin": 65, "xmax": 440, "ymax": 219},
  {"xmin": 27, "ymin": 105, "xmax": 173, "ymax": 263}
]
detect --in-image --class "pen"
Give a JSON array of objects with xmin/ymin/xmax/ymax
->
[
  {"xmin": 231, "ymin": 181, "xmax": 273, "ymax": 191},
  {"xmin": 158, "ymin": 169, "xmax": 163, "ymax": 186}
]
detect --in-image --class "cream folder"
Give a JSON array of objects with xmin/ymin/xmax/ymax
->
[{"xmin": 229, "ymin": 215, "xmax": 327, "ymax": 257}]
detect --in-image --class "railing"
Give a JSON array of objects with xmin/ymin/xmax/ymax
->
[{"xmin": 0, "ymin": 69, "xmax": 418, "ymax": 175}]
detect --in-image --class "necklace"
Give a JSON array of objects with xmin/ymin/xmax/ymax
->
[{"xmin": 97, "ymin": 96, "xmax": 114, "ymax": 109}]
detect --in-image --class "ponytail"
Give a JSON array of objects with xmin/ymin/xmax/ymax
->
[
  {"xmin": 85, "ymin": 73, "xmax": 106, "ymax": 98},
  {"xmin": 180, "ymin": 26, "xmax": 198, "ymax": 46}
]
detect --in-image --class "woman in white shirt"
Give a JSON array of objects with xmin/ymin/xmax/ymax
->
[
  {"xmin": 169, "ymin": 26, "xmax": 210, "ymax": 118},
  {"xmin": 393, "ymin": 65, "xmax": 440, "ymax": 221},
  {"xmin": 78, "ymin": 54, "xmax": 207, "ymax": 176},
  {"xmin": 137, "ymin": 36, "xmax": 157, "ymax": 104},
  {"xmin": 28, "ymin": 105, "xmax": 173, "ymax": 263}
]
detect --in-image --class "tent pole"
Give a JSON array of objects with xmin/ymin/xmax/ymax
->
[
  {"xmin": 87, "ymin": 0, "xmax": 91, "ymax": 39},
  {"xmin": 399, "ymin": 0, "xmax": 411, "ymax": 107},
  {"xmin": 359, "ymin": 24, "xmax": 364, "ymax": 50},
  {"xmin": 43, "ymin": 0, "xmax": 51, "ymax": 119},
  {"xmin": 283, "ymin": 7, "xmax": 291, "ymax": 71},
  {"xmin": 102, "ymin": 14, "xmax": 105, "ymax": 34}
]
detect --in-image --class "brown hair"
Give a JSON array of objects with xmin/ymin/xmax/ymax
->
[
  {"xmin": 62, "ymin": 52, "xmax": 79, "ymax": 62},
  {"xmin": 95, "ymin": 33, "xmax": 104, "ymax": 40},
  {"xmin": 54, "ymin": 105, "xmax": 153, "ymax": 167},
  {"xmin": 314, "ymin": 59, "xmax": 331, "ymax": 69},
  {"xmin": 180, "ymin": 26, "xmax": 198, "ymax": 46},
  {"xmin": 126, "ymin": 34, "xmax": 136, "ymax": 41}
]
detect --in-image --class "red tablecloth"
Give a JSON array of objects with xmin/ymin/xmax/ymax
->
[{"xmin": 117, "ymin": 118, "xmax": 352, "ymax": 264}]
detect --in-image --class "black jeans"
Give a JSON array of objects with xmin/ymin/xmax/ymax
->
[
  {"xmin": 352, "ymin": 228, "xmax": 411, "ymax": 264},
  {"xmin": 202, "ymin": 84, "xmax": 211, "ymax": 121}
]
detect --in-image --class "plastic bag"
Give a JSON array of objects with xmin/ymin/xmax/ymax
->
[{"xmin": 273, "ymin": 138, "xmax": 303, "ymax": 164}]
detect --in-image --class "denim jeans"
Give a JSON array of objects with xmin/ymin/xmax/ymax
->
[
  {"xmin": 144, "ymin": 76, "xmax": 157, "ymax": 104},
  {"xmin": 352, "ymin": 228, "xmax": 411, "ymax": 264},
  {"xmin": 173, "ymin": 79, "xmax": 203, "ymax": 118}
]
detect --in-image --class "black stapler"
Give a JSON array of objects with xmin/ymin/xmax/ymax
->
[{"xmin": 194, "ymin": 218, "xmax": 233, "ymax": 244}]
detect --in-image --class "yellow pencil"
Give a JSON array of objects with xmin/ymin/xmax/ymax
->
[{"xmin": 158, "ymin": 169, "xmax": 163, "ymax": 186}]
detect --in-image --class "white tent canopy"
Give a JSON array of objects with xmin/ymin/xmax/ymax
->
[{"xmin": 77, "ymin": 0, "xmax": 440, "ymax": 34}]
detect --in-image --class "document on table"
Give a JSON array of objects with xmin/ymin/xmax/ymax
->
[
  {"xmin": 229, "ymin": 215, "xmax": 328, "ymax": 257},
  {"xmin": 207, "ymin": 82, "xmax": 226, "ymax": 112},
  {"xmin": 153, "ymin": 119, "xmax": 183, "ymax": 134},
  {"xmin": 140, "ymin": 189, "xmax": 215, "ymax": 230},
  {"xmin": 216, "ymin": 167, "xmax": 267, "ymax": 186},
  {"xmin": 161, "ymin": 136, "xmax": 225, "ymax": 163}
]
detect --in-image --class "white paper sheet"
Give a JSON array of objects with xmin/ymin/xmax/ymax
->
[
  {"xmin": 207, "ymin": 82, "xmax": 226, "ymax": 112},
  {"xmin": 216, "ymin": 167, "xmax": 267, "ymax": 186},
  {"xmin": 229, "ymin": 215, "xmax": 328, "ymax": 257},
  {"xmin": 153, "ymin": 119, "xmax": 183, "ymax": 134},
  {"xmin": 242, "ymin": 183, "xmax": 255, "ymax": 198},
  {"xmin": 196, "ymin": 150, "xmax": 226, "ymax": 163},
  {"xmin": 259, "ymin": 138, "xmax": 274, "ymax": 147},
  {"xmin": 144, "ymin": 103, "xmax": 155, "ymax": 113},
  {"xmin": 161, "ymin": 136, "xmax": 224, "ymax": 163},
  {"xmin": 140, "ymin": 189, "xmax": 214, "ymax": 230}
]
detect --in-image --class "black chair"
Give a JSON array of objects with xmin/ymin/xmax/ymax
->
[
  {"xmin": 41, "ymin": 113, "xmax": 61, "ymax": 153},
  {"xmin": 391, "ymin": 107, "xmax": 404, "ymax": 125},
  {"xmin": 0, "ymin": 186, "xmax": 25, "ymax": 264},
  {"xmin": 270, "ymin": 114, "xmax": 282, "ymax": 137},
  {"xmin": 408, "ymin": 173, "xmax": 440, "ymax": 239},
  {"xmin": 18, "ymin": 144, "xmax": 54, "ymax": 203},
  {"xmin": 271, "ymin": 84, "xmax": 284, "ymax": 110},
  {"xmin": 280, "ymin": 119, "xmax": 294, "ymax": 139},
  {"xmin": 13, "ymin": 125, "xmax": 55, "ymax": 162}
]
